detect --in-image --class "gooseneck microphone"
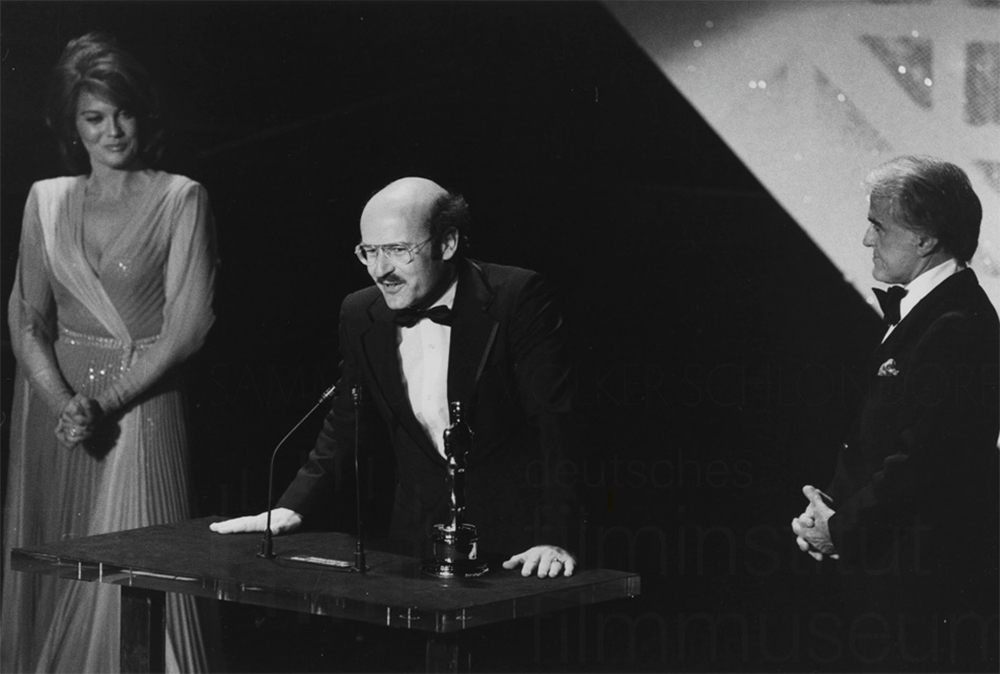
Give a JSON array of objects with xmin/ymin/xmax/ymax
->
[
  {"xmin": 258, "ymin": 383, "xmax": 338, "ymax": 559},
  {"xmin": 352, "ymin": 385, "xmax": 367, "ymax": 573}
]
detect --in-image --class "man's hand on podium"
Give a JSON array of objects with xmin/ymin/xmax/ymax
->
[
  {"xmin": 503, "ymin": 545, "xmax": 576, "ymax": 578},
  {"xmin": 209, "ymin": 508, "xmax": 304, "ymax": 535}
]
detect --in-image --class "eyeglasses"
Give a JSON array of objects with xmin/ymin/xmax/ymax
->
[{"xmin": 354, "ymin": 235, "xmax": 437, "ymax": 266}]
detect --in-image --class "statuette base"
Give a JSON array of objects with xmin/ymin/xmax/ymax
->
[{"xmin": 422, "ymin": 523, "xmax": 489, "ymax": 578}]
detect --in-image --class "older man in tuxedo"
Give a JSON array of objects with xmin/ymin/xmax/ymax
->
[
  {"xmin": 792, "ymin": 157, "xmax": 999, "ymax": 653},
  {"xmin": 213, "ymin": 177, "xmax": 579, "ymax": 577}
]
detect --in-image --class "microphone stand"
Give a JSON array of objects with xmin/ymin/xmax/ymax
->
[
  {"xmin": 258, "ymin": 383, "xmax": 338, "ymax": 559},
  {"xmin": 351, "ymin": 385, "xmax": 366, "ymax": 573}
]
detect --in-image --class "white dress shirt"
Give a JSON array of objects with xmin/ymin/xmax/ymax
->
[
  {"xmin": 398, "ymin": 279, "xmax": 458, "ymax": 458},
  {"xmin": 882, "ymin": 258, "xmax": 964, "ymax": 342}
]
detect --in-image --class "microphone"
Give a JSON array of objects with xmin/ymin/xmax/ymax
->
[
  {"xmin": 258, "ymin": 383, "xmax": 338, "ymax": 559},
  {"xmin": 351, "ymin": 385, "xmax": 366, "ymax": 573},
  {"xmin": 279, "ymin": 384, "xmax": 368, "ymax": 571}
]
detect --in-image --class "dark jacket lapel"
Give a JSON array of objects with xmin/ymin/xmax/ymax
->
[
  {"xmin": 870, "ymin": 268, "xmax": 980, "ymax": 371},
  {"xmin": 447, "ymin": 259, "xmax": 499, "ymax": 418}
]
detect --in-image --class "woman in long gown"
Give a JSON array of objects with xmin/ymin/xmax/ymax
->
[{"xmin": 1, "ymin": 33, "xmax": 217, "ymax": 673}]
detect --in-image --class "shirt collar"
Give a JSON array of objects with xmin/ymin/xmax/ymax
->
[{"xmin": 898, "ymin": 258, "xmax": 963, "ymax": 323}]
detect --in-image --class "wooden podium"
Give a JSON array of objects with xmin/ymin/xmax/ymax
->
[{"xmin": 11, "ymin": 517, "xmax": 640, "ymax": 672}]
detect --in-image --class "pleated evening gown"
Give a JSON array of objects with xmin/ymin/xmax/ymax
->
[{"xmin": 2, "ymin": 172, "xmax": 217, "ymax": 673}]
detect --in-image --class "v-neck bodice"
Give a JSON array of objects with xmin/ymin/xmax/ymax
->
[
  {"xmin": 11, "ymin": 172, "xmax": 214, "ymax": 346},
  {"xmin": 51, "ymin": 173, "xmax": 181, "ymax": 340}
]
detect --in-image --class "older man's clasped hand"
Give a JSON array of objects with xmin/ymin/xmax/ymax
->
[{"xmin": 790, "ymin": 485, "xmax": 839, "ymax": 561}]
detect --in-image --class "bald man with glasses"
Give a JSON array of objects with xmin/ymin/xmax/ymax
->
[{"xmin": 213, "ymin": 177, "xmax": 580, "ymax": 578}]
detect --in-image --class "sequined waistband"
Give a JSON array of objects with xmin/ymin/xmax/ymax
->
[{"xmin": 57, "ymin": 326, "xmax": 158, "ymax": 350}]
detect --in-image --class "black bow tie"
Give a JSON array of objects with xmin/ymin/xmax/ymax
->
[
  {"xmin": 873, "ymin": 286, "xmax": 908, "ymax": 326},
  {"xmin": 393, "ymin": 305, "xmax": 453, "ymax": 328}
]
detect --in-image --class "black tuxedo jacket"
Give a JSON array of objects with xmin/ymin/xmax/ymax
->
[
  {"xmin": 826, "ymin": 268, "xmax": 999, "ymax": 609},
  {"xmin": 278, "ymin": 258, "xmax": 579, "ymax": 556}
]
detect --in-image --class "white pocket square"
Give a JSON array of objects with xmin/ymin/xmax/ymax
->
[{"xmin": 877, "ymin": 358, "xmax": 899, "ymax": 377}]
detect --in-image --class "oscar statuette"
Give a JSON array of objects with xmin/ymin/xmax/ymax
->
[{"xmin": 422, "ymin": 401, "xmax": 489, "ymax": 578}]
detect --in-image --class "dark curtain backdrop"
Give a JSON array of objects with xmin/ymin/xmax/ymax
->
[{"xmin": 1, "ymin": 2, "xmax": 886, "ymax": 671}]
